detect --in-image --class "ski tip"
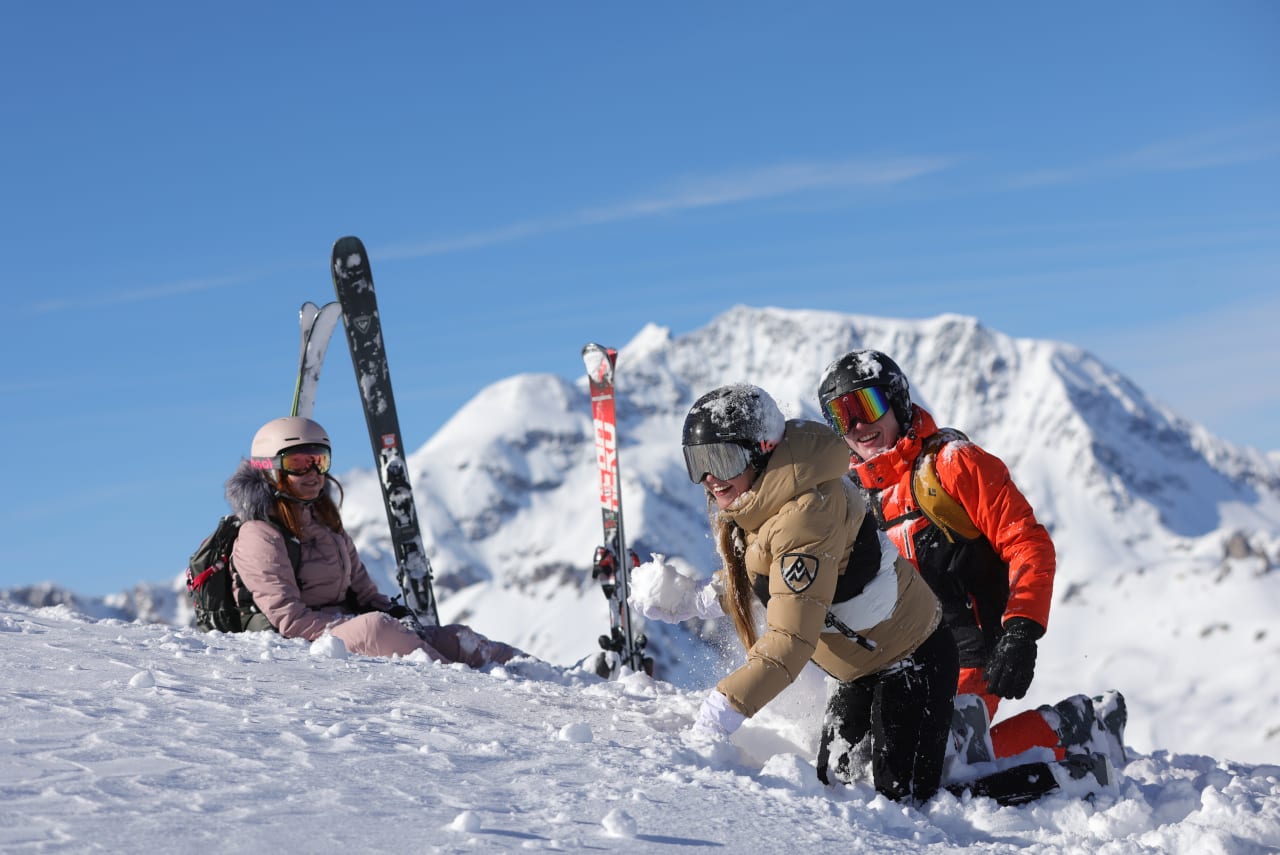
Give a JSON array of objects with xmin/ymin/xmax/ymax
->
[
  {"xmin": 332, "ymin": 235, "xmax": 366, "ymax": 257},
  {"xmin": 331, "ymin": 237, "xmax": 369, "ymax": 282},
  {"xmin": 582, "ymin": 343, "xmax": 618, "ymax": 380}
]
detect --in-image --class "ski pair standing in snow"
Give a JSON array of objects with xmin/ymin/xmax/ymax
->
[
  {"xmin": 223, "ymin": 415, "xmax": 522, "ymax": 666},
  {"xmin": 634, "ymin": 383, "xmax": 958, "ymax": 804},
  {"xmin": 817, "ymin": 350, "xmax": 1128, "ymax": 770},
  {"xmin": 582, "ymin": 343, "xmax": 653, "ymax": 678}
]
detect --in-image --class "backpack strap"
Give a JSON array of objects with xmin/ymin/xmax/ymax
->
[
  {"xmin": 860, "ymin": 484, "xmax": 924, "ymax": 532},
  {"xmin": 274, "ymin": 521, "xmax": 303, "ymax": 577},
  {"xmin": 234, "ymin": 519, "xmax": 303, "ymax": 628},
  {"xmin": 910, "ymin": 429, "xmax": 982, "ymax": 543}
]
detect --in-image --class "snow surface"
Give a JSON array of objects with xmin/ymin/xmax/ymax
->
[{"xmin": 3, "ymin": 600, "xmax": 1278, "ymax": 854}]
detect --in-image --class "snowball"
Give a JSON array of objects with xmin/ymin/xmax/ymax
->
[
  {"xmin": 601, "ymin": 808, "xmax": 637, "ymax": 838},
  {"xmin": 446, "ymin": 810, "xmax": 481, "ymax": 832},
  {"xmin": 309, "ymin": 635, "xmax": 348, "ymax": 659},
  {"xmin": 629, "ymin": 555, "xmax": 698, "ymax": 622},
  {"xmin": 128, "ymin": 670, "xmax": 155, "ymax": 689},
  {"xmin": 558, "ymin": 722, "xmax": 593, "ymax": 743}
]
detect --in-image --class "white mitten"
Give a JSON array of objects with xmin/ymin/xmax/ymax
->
[
  {"xmin": 692, "ymin": 690, "xmax": 746, "ymax": 737},
  {"xmin": 628, "ymin": 554, "xmax": 699, "ymax": 623},
  {"xmin": 693, "ymin": 575, "xmax": 725, "ymax": 619}
]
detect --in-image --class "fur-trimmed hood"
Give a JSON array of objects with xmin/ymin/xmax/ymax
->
[{"xmin": 226, "ymin": 459, "xmax": 277, "ymax": 522}]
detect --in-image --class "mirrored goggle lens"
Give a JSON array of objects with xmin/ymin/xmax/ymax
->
[
  {"xmin": 683, "ymin": 442, "xmax": 752, "ymax": 483},
  {"xmin": 823, "ymin": 386, "xmax": 891, "ymax": 435},
  {"xmin": 279, "ymin": 445, "xmax": 332, "ymax": 475}
]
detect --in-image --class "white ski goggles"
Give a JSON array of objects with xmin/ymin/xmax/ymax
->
[{"xmin": 682, "ymin": 442, "xmax": 752, "ymax": 483}]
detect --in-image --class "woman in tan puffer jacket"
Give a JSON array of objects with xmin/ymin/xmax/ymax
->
[
  {"xmin": 226, "ymin": 416, "xmax": 520, "ymax": 667},
  {"xmin": 654, "ymin": 384, "xmax": 958, "ymax": 804}
]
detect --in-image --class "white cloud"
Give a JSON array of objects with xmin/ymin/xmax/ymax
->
[
  {"xmin": 381, "ymin": 155, "xmax": 953, "ymax": 260},
  {"xmin": 1008, "ymin": 120, "xmax": 1280, "ymax": 189},
  {"xmin": 28, "ymin": 274, "xmax": 249, "ymax": 314}
]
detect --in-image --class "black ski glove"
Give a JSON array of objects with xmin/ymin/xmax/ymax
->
[{"xmin": 984, "ymin": 617, "xmax": 1043, "ymax": 699}]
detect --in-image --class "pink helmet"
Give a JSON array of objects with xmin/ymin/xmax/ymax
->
[{"xmin": 250, "ymin": 417, "xmax": 330, "ymax": 467}]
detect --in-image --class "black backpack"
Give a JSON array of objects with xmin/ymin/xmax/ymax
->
[{"xmin": 185, "ymin": 515, "xmax": 301, "ymax": 632}]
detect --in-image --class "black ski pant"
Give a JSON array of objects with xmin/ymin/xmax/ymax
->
[{"xmin": 817, "ymin": 625, "xmax": 959, "ymax": 804}]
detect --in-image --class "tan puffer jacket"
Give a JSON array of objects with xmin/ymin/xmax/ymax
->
[{"xmin": 714, "ymin": 421, "xmax": 941, "ymax": 717}]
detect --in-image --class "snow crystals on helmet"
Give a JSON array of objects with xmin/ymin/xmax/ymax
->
[
  {"xmin": 818, "ymin": 350, "xmax": 913, "ymax": 428},
  {"xmin": 682, "ymin": 384, "xmax": 785, "ymax": 471}
]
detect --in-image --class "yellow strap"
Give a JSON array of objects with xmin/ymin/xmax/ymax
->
[{"xmin": 912, "ymin": 432, "xmax": 982, "ymax": 543}]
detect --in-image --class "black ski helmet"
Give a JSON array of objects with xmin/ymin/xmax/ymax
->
[
  {"xmin": 817, "ymin": 350, "xmax": 913, "ymax": 432},
  {"xmin": 682, "ymin": 384, "xmax": 785, "ymax": 476}
]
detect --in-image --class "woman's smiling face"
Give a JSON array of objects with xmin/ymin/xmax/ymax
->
[{"xmin": 703, "ymin": 467, "xmax": 756, "ymax": 510}]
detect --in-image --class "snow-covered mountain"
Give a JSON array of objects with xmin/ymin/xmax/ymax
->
[{"xmin": 9, "ymin": 307, "xmax": 1279, "ymax": 765}]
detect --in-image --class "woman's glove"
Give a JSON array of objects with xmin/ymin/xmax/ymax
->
[
  {"xmin": 693, "ymin": 580, "xmax": 725, "ymax": 620},
  {"xmin": 692, "ymin": 691, "xmax": 746, "ymax": 737},
  {"xmin": 628, "ymin": 556, "xmax": 723, "ymax": 623},
  {"xmin": 984, "ymin": 617, "xmax": 1043, "ymax": 699}
]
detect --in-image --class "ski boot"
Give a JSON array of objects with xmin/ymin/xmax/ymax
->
[
  {"xmin": 1042, "ymin": 691, "xmax": 1128, "ymax": 767},
  {"xmin": 1092, "ymin": 690, "xmax": 1128, "ymax": 764},
  {"xmin": 949, "ymin": 693, "xmax": 994, "ymax": 765}
]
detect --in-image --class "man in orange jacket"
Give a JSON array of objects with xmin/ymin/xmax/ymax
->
[{"xmin": 817, "ymin": 349, "xmax": 1126, "ymax": 763}]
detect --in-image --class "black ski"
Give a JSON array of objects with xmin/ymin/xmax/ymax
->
[
  {"xmin": 583, "ymin": 343, "xmax": 652, "ymax": 677},
  {"xmin": 331, "ymin": 236, "xmax": 439, "ymax": 626},
  {"xmin": 948, "ymin": 752, "xmax": 1115, "ymax": 806}
]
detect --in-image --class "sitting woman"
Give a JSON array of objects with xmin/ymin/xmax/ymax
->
[{"xmin": 225, "ymin": 416, "xmax": 520, "ymax": 667}]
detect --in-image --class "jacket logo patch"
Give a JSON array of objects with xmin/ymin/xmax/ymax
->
[{"xmin": 780, "ymin": 553, "xmax": 819, "ymax": 593}]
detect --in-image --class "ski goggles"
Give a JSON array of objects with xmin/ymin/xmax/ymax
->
[
  {"xmin": 277, "ymin": 444, "xmax": 332, "ymax": 476},
  {"xmin": 683, "ymin": 441, "xmax": 752, "ymax": 483},
  {"xmin": 822, "ymin": 386, "xmax": 891, "ymax": 435}
]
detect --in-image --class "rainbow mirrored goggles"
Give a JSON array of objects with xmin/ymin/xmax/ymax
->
[
  {"xmin": 822, "ymin": 386, "xmax": 891, "ymax": 435},
  {"xmin": 252, "ymin": 444, "xmax": 332, "ymax": 475}
]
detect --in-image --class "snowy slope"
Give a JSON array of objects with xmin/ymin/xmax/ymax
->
[{"xmin": 3, "ymin": 600, "xmax": 1278, "ymax": 854}]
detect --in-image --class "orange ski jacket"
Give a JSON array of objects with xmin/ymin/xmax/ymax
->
[{"xmin": 849, "ymin": 407, "xmax": 1055, "ymax": 667}]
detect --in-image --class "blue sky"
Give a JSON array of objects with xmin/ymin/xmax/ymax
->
[{"xmin": 2, "ymin": 2, "xmax": 1277, "ymax": 596}]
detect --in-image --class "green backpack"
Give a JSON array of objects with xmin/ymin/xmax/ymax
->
[{"xmin": 185, "ymin": 516, "xmax": 301, "ymax": 632}]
